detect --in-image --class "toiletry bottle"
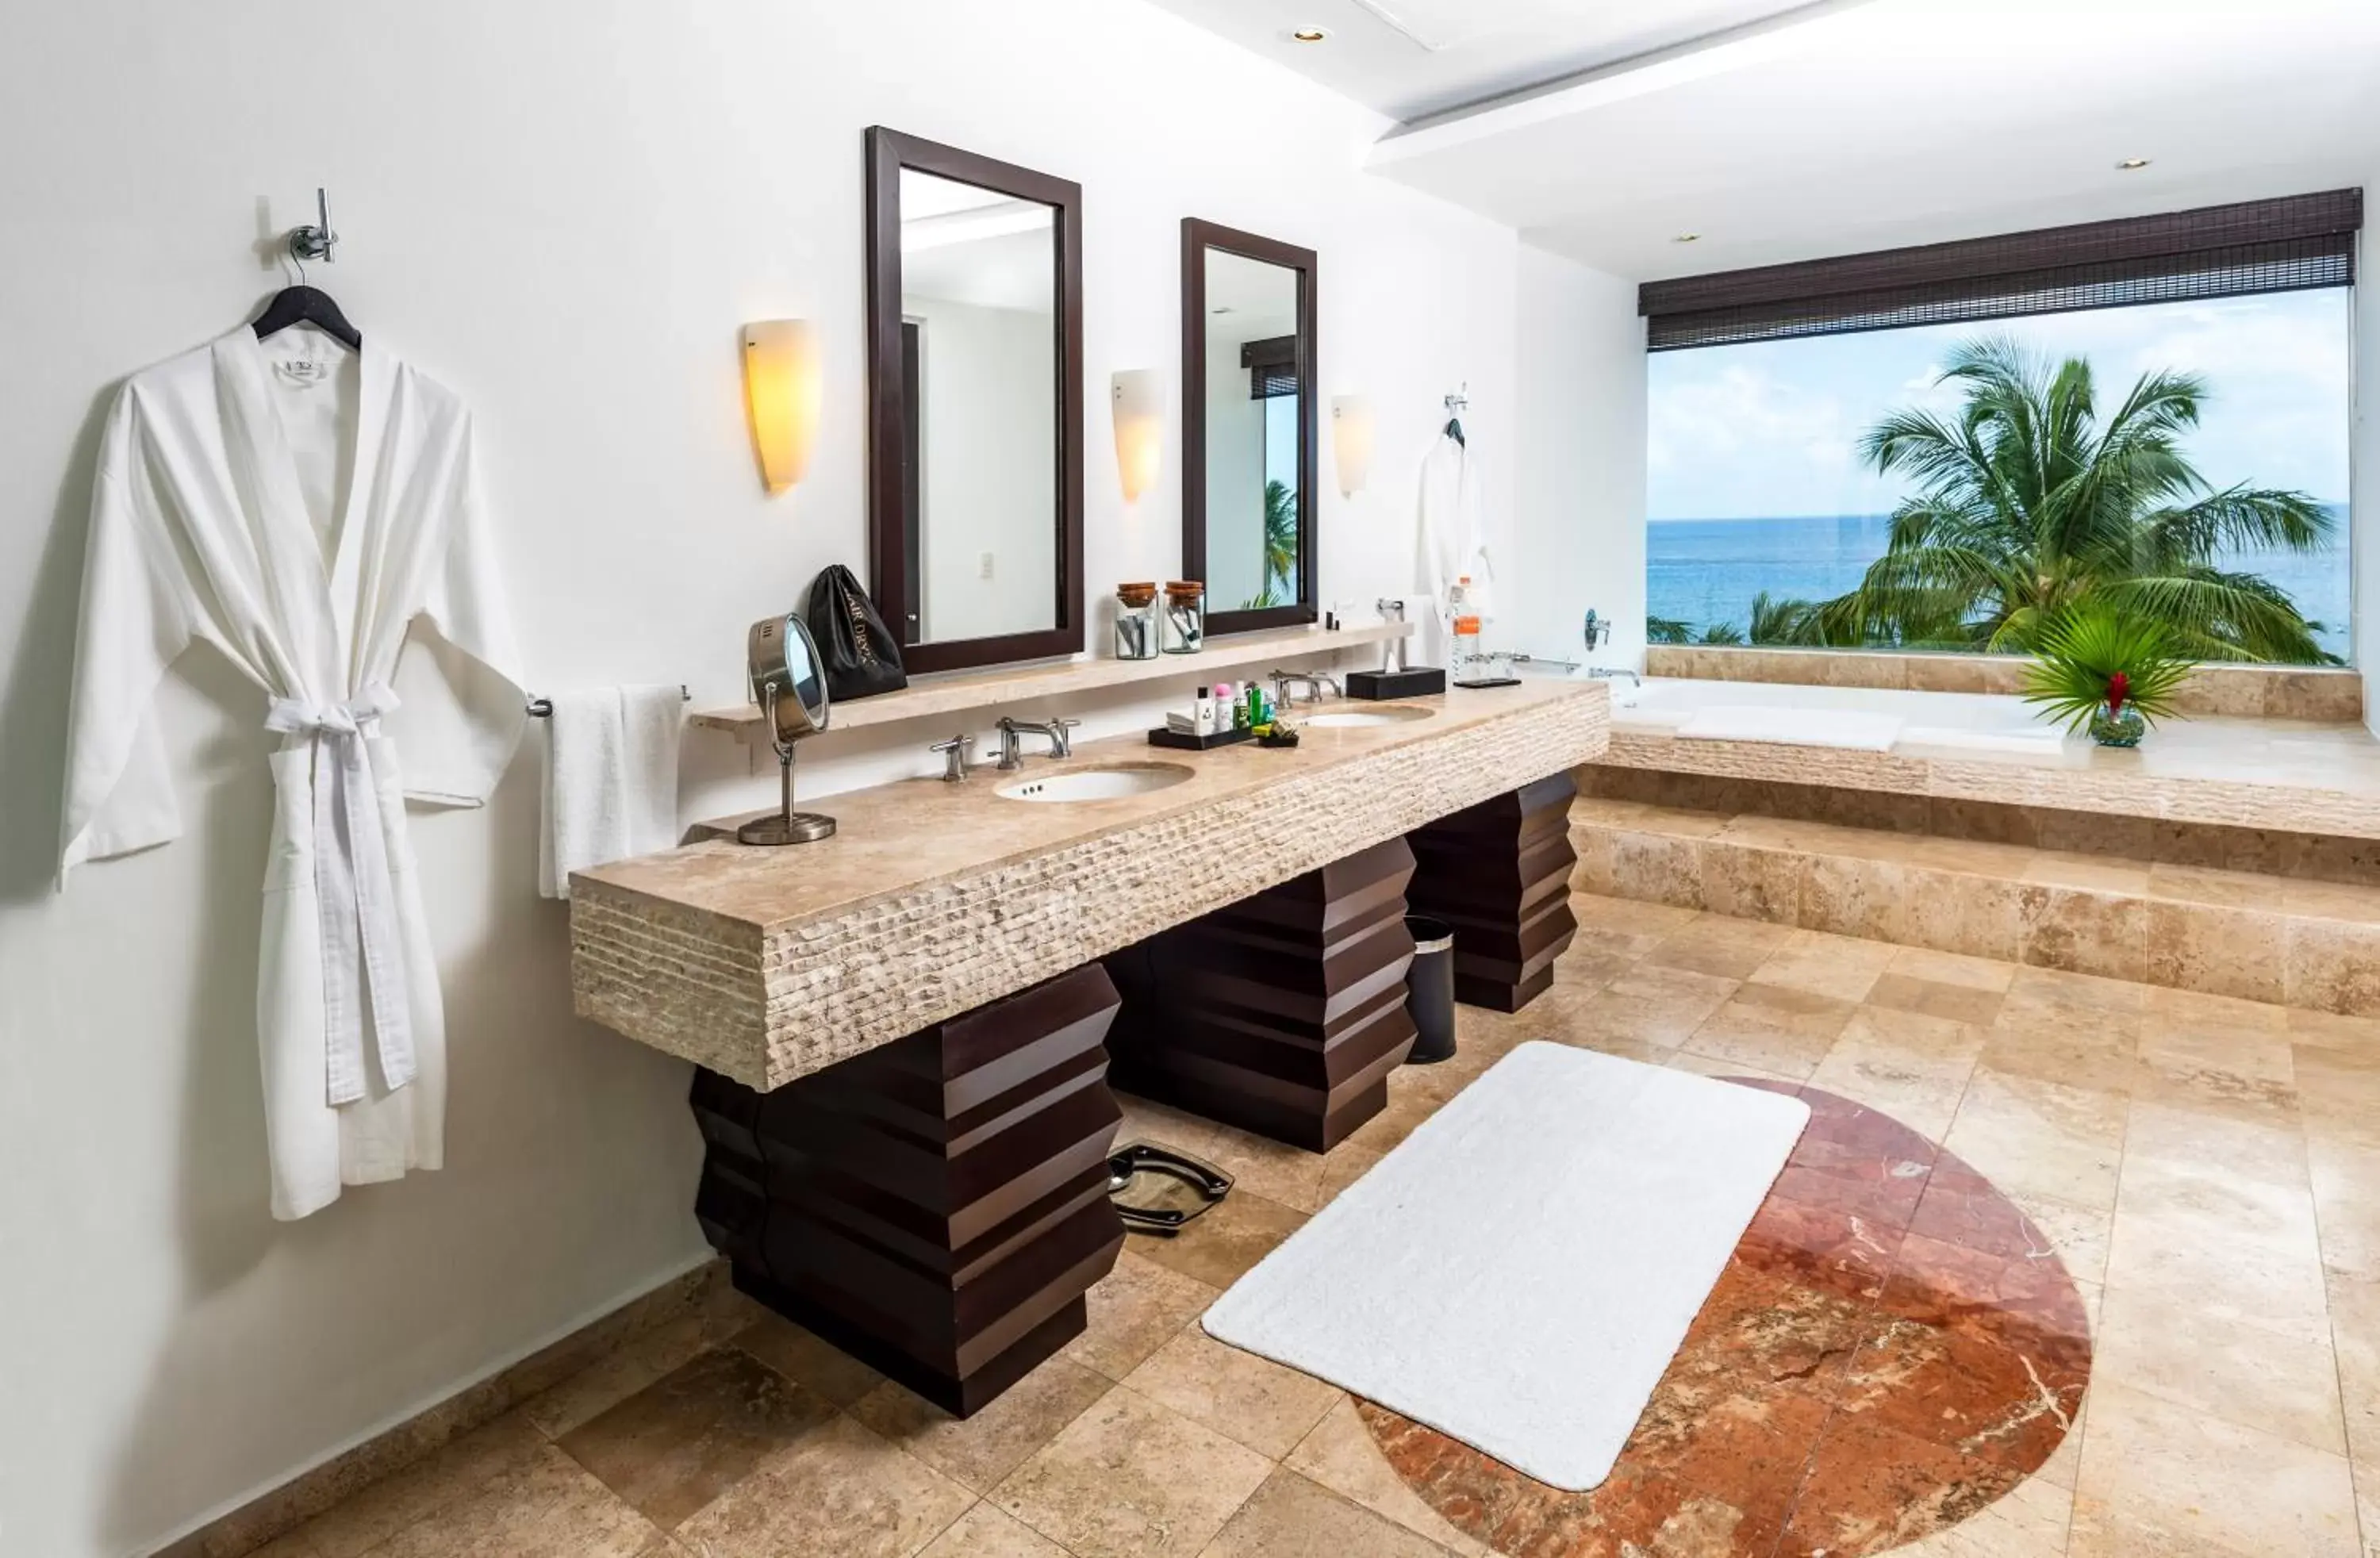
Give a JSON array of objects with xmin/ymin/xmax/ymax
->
[
  {"xmin": 1195, "ymin": 685, "xmax": 1215, "ymax": 737},
  {"xmin": 1246, "ymin": 683, "xmax": 1264, "ymax": 731},
  {"xmin": 1215, "ymin": 681, "xmax": 1235, "ymax": 731},
  {"xmin": 1451, "ymin": 575, "xmax": 1480, "ymax": 676}
]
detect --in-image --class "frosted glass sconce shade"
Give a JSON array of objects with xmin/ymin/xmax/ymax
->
[
  {"xmin": 743, "ymin": 320, "xmax": 823, "ymax": 493},
  {"xmin": 1332, "ymin": 395, "xmax": 1375, "ymax": 497},
  {"xmin": 1111, "ymin": 369, "xmax": 1165, "ymax": 504}
]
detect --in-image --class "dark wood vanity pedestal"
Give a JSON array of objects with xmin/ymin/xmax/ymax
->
[
  {"xmin": 1104, "ymin": 835, "xmax": 1420, "ymax": 1153},
  {"xmin": 687, "ymin": 964, "xmax": 1126, "ymax": 1418},
  {"xmin": 1404, "ymin": 771, "xmax": 1580, "ymax": 1013}
]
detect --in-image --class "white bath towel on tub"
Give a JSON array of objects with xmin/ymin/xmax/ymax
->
[
  {"xmin": 538, "ymin": 686, "xmax": 684, "ymax": 898},
  {"xmin": 1676, "ymin": 704, "xmax": 1904, "ymax": 751}
]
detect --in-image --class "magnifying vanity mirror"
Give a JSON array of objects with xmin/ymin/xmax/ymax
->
[
  {"xmin": 1182, "ymin": 220, "xmax": 1318, "ymax": 635},
  {"xmin": 866, "ymin": 128, "xmax": 1085, "ymax": 673},
  {"xmin": 738, "ymin": 612, "xmax": 836, "ymax": 846}
]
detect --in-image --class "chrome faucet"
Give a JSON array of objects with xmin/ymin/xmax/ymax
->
[
  {"xmin": 1271, "ymin": 670, "xmax": 1342, "ymax": 707},
  {"xmin": 1580, "ymin": 608, "xmax": 1637, "ymax": 687},
  {"xmin": 996, "ymin": 716, "xmax": 1079, "ymax": 769},
  {"xmin": 928, "ymin": 733, "xmax": 975, "ymax": 781}
]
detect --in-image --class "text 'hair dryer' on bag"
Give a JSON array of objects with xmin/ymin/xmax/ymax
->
[{"xmin": 804, "ymin": 565, "xmax": 908, "ymax": 702}]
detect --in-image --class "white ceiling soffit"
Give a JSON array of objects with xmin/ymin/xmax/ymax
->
[
  {"xmin": 1140, "ymin": 0, "xmax": 1826, "ymax": 124},
  {"xmin": 1363, "ymin": 0, "xmax": 2380, "ymax": 282}
]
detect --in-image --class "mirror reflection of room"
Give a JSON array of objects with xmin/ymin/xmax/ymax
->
[
  {"xmin": 1202, "ymin": 249, "xmax": 1303, "ymax": 612},
  {"xmin": 896, "ymin": 167, "xmax": 1058, "ymax": 647}
]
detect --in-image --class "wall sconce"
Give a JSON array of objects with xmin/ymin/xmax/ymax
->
[
  {"xmin": 742, "ymin": 320, "xmax": 822, "ymax": 493},
  {"xmin": 1111, "ymin": 369, "xmax": 1165, "ymax": 504},
  {"xmin": 1331, "ymin": 395, "xmax": 1375, "ymax": 497}
]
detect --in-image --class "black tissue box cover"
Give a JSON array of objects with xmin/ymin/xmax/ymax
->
[{"xmin": 1345, "ymin": 667, "xmax": 1448, "ymax": 700}]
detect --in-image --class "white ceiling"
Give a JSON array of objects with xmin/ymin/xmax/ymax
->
[
  {"xmin": 1161, "ymin": 0, "xmax": 2380, "ymax": 283},
  {"xmin": 1142, "ymin": 0, "xmax": 1828, "ymax": 123}
]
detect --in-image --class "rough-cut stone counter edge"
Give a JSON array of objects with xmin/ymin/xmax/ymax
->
[{"xmin": 573, "ymin": 690, "xmax": 1610, "ymax": 1090}]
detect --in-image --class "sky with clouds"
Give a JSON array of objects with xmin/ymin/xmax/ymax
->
[{"xmin": 1646, "ymin": 289, "xmax": 2352, "ymax": 521}]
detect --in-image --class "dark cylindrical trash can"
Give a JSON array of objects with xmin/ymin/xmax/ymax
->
[{"xmin": 1403, "ymin": 915, "xmax": 1457, "ymax": 1065}]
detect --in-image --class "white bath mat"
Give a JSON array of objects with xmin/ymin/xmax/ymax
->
[
  {"xmin": 1200, "ymin": 1042, "xmax": 1808, "ymax": 1491},
  {"xmin": 1675, "ymin": 704, "xmax": 1903, "ymax": 750}
]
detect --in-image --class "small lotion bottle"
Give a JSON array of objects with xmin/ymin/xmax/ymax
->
[{"xmin": 1195, "ymin": 685, "xmax": 1215, "ymax": 737}]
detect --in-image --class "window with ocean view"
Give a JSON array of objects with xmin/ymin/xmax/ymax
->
[{"xmin": 1645, "ymin": 289, "xmax": 2353, "ymax": 663}]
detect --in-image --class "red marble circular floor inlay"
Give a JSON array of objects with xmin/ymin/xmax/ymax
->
[{"xmin": 1359, "ymin": 1081, "xmax": 2091, "ymax": 1558}]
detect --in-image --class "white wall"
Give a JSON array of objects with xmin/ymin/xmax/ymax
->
[
  {"xmin": 0, "ymin": 2, "xmax": 1528, "ymax": 1553},
  {"xmin": 1507, "ymin": 245, "xmax": 1649, "ymax": 668},
  {"xmin": 1205, "ymin": 332, "xmax": 1272, "ymax": 607},
  {"xmin": 908, "ymin": 295, "xmax": 1058, "ymax": 643}
]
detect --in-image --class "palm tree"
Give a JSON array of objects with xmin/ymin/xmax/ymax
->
[
  {"xmin": 1767, "ymin": 338, "xmax": 2336, "ymax": 662},
  {"xmin": 1240, "ymin": 481, "xmax": 1299, "ymax": 610},
  {"xmin": 1748, "ymin": 591, "xmax": 1820, "ymax": 646},
  {"xmin": 1236, "ymin": 482, "xmax": 1303, "ymax": 610},
  {"xmin": 1262, "ymin": 480, "xmax": 1298, "ymax": 593}
]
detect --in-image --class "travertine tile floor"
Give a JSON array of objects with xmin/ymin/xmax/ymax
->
[{"xmin": 240, "ymin": 893, "xmax": 2380, "ymax": 1557}]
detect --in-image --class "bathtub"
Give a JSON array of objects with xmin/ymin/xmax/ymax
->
[{"xmin": 1601, "ymin": 675, "xmax": 2071, "ymax": 757}]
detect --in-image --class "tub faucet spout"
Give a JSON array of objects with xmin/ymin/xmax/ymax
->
[{"xmin": 1590, "ymin": 667, "xmax": 1642, "ymax": 689}]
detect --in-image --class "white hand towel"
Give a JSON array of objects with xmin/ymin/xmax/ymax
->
[{"xmin": 538, "ymin": 686, "xmax": 683, "ymax": 900}]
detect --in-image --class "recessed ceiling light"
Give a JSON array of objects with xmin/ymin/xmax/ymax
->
[
  {"xmin": 1672, "ymin": 232, "xmax": 1702, "ymax": 244},
  {"xmin": 1291, "ymin": 27, "xmax": 1329, "ymax": 43},
  {"xmin": 2117, "ymin": 158, "xmax": 2152, "ymax": 171}
]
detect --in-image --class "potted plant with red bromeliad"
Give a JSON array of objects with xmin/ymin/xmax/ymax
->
[{"xmin": 2021, "ymin": 605, "xmax": 2190, "ymax": 749}]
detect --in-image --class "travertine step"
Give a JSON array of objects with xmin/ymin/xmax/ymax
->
[{"xmin": 1570, "ymin": 796, "xmax": 2380, "ymax": 1015}]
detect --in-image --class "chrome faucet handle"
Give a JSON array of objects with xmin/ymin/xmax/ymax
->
[
  {"xmin": 1273, "ymin": 670, "xmax": 1334, "ymax": 706},
  {"xmin": 1048, "ymin": 716, "xmax": 1081, "ymax": 758},
  {"xmin": 928, "ymin": 734, "xmax": 974, "ymax": 781},
  {"xmin": 995, "ymin": 717, "xmax": 1026, "ymax": 770}
]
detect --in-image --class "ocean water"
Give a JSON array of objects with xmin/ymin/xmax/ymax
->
[{"xmin": 1647, "ymin": 509, "xmax": 2352, "ymax": 662}]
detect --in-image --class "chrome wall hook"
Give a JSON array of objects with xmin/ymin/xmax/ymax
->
[{"xmin": 290, "ymin": 187, "xmax": 339, "ymax": 266}]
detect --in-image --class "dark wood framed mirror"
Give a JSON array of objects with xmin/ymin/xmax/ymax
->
[
  {"xmin": 866, "ymin": 127, "xmax": 1084, "ymax": 674},
  {"xmin": 1181, "ymin": 219, "xmax": 1318, "ymax": 636}
]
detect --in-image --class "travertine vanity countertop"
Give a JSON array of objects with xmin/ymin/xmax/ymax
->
[{"xmin": 571, "ymin": 678, "xmax": 1609, "ymax": 1088}]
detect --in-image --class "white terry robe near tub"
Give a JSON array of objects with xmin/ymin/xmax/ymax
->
[
  {"xmin": 58, "ymin": 325, "xmax": 524, "ymax": 1221},
  {"xmin": 1415, "ymin": 427, "xmax": 1491, "ymax": 666}
]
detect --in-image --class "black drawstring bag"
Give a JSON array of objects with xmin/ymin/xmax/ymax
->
[{"xmin": 803, "ymin": 566, "xmax": 908, "ymax": 702}]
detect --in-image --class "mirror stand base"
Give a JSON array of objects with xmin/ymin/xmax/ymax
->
[
  {"xmin": 735, "ymin": 812, "xmax": 837, "ymax": 846},
  {"xmin": 738, "ymin": 739, "xmax": 836, "ymax": 845}
]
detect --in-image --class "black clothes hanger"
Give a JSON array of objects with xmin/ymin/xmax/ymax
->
[{"xmin": 252, "ymin": 285, "xmax": 361, "ymax": 352}]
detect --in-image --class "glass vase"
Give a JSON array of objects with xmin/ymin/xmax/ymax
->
[{"xmin": 2089, "ymin": 703, "xmax": 2145, "ymax": 748}]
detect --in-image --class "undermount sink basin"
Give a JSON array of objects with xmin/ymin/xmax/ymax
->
[
  {"xmin": 998, "ymin": 764, "xmax": 1196, "ymax": 803},
  {"xmin": 1303, "ymin": 705, "xmax": 1437, "ymax": 729}
]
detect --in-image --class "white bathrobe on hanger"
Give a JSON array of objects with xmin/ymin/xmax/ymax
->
[
  {"xmin": 1415, "ymin": 426, "xmax": 1493, "ymax": 666},
  {"xmin": 60, "ymin": 325, "xmax": 524, "ymax": 1221}
]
